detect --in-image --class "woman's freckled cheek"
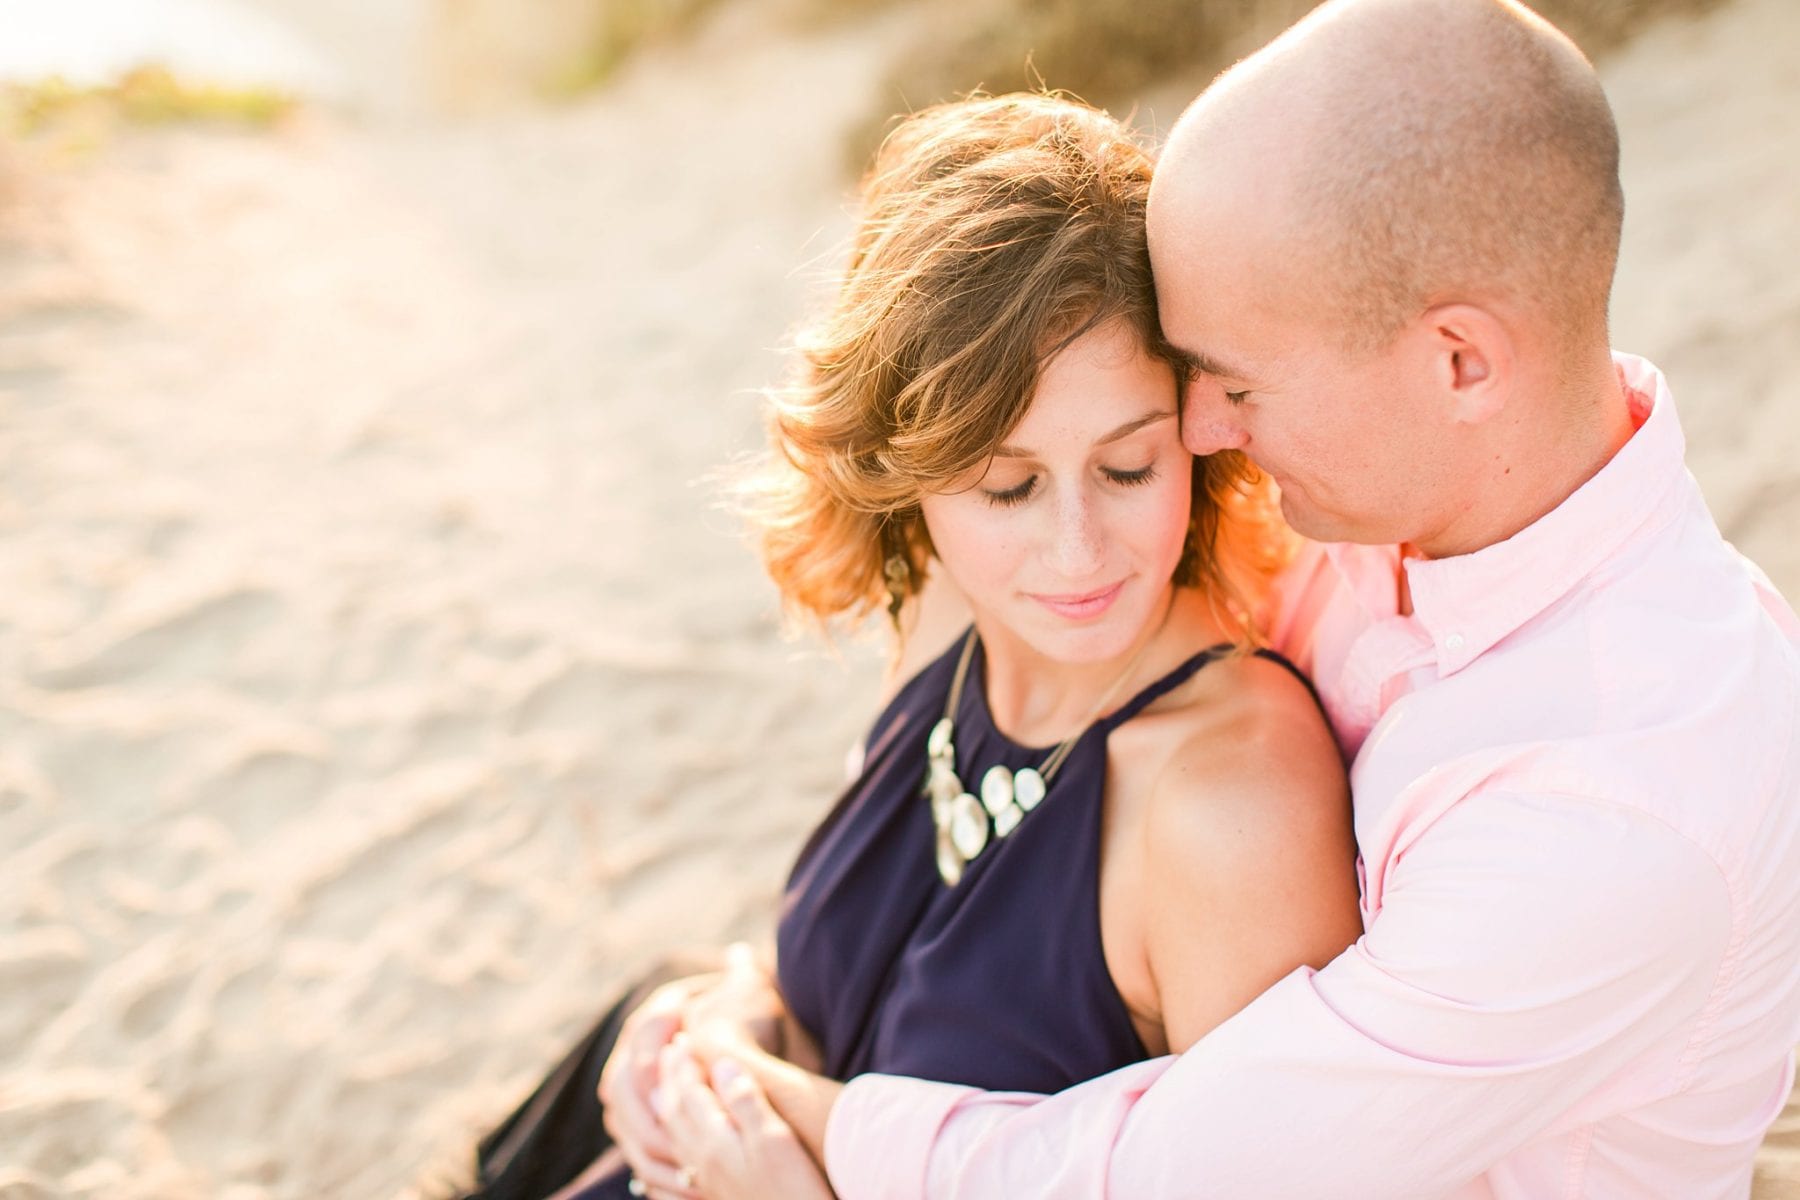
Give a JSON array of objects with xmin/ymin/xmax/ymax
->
[{"xmin": 921, "ymin": 502, "xmax": 1025, "ymax": 607}]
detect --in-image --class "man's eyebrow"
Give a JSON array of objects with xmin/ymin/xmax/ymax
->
[
  {"xmin": 1183, "ymin": 350, "xmax": 1254, "ymax": 382},
  {"xmin": 993, "ymin": 410, "xmax": 1175, "ymax": 458}
]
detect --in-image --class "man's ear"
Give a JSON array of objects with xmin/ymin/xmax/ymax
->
[{"xmin": 1420, "ymin": 303, "xmax": 1512, "ymax": 425}]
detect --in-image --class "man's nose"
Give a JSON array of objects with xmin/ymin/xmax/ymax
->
[{"xmin": 1180, "ymin": 379, "xmax": 1249, "ymax": 456}]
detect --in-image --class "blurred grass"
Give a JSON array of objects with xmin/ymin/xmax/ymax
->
[
  {"xmin": 0, "ymin": 65, "xmax": 296, "ymax": 141},
  {"xmin": 548, "ymin": 0, "xmax": 737, "ymax": 93},
  {"xmin": 835, "ymin": 0, "xmax": 1298, "ymax": 166}
]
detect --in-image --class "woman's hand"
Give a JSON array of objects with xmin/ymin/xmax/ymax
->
[
  {"xmin": 656, "ymin": 1039, "xmax": 836, "ymax": 1200},
  {"xmin": 599, "ymin": 947, "xmax": 796, "ymax": 1198},
  {"xmin": 599, "ymin": 973, "xmax": 715, "ymax": 1199},
  {"xmin": 679, "ymin": 945, "xmax": 789, "ymax": 1061}
]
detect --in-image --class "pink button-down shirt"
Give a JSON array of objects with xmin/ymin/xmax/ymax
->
[{"xmin": 824, "ymin": 354, "xmax": 1800, "ymax": 1199}]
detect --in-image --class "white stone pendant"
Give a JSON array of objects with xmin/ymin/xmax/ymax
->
[
  {"xmin": 979, "ymin": 765, "xmax": 1014, "ymax": 817},
  {"xmin": 927, "ymin": 718, "xmax": 955, "ymax": 764},
  {"xmin": 1013, "ymin": 767, "xmax": 1047, "ymax": 811},
  {"xmin": 948, "ymin": 792, "xmax": 989, "ymax": 861},
  {"xmin": 993, "ymin": 802, "xmax": 1023, "ymax": 838},
  {"xmin": 930, "ymin": 789, "xmax": 953, "ymax": 828},
  {"xmin": 935, "ymin": 827, "xmax": 965, "ymax": 887}
]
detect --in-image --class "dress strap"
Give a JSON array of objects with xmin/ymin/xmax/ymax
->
[
  {"xmin": 1099, "ymin": 644, "xmax": 1233, "ymax": 730},
  {"xmin": 1099, "ymin": 644, "xmax": 1321, "ymax": 731},
  {"xmin": 1245, "ymin": 645, "xmax": 1324, "ymax": 711}
]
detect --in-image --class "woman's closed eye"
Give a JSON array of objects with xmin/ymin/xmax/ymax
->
[
  {"xmin": 982, "ymin": 476, "xmax": 1039, "ymax": 507},
  {"xmin": 1223, "ymin": 389, "xmax": 1251, "ymax": 406},
  {"xmin": 1102, "ymin": 464, "xmax": 1158, "ymax": 487},
  {"xmin": 981, "ymin": 463, "xmax": 1159, "ymax": 507}
]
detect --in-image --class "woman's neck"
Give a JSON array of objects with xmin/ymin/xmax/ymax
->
[{"xmin": 976, "ymin": 586, "xmax": 1221, "ymax": 747}]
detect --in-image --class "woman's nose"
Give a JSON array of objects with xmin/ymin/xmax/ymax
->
[{"xmin": 1045, "ymin": 489, "xmax": 1106, "ymax": 579}]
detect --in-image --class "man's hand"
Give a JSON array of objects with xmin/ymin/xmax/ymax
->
[{"xmin": 683, "ymin": 1025, "xmax": 844, "ymax": 1167}]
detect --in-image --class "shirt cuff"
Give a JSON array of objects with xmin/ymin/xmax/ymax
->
[{"xmin": 824, "ymin": 1073, "xmax": 977, "ymax": 1200}]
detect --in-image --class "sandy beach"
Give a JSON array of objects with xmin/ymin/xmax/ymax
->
[{"xmin": 1, "ymin": 0, "xmax": 1796, "ymax": 1196}]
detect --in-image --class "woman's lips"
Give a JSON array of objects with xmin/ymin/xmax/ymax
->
[{"xmin": 1030, "ymin": 580, "xmax": 1126, "ymax": 621}]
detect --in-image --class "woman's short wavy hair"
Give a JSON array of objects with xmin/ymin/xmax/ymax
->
[{"xmin": 741, "ymin": 92, "xmax": 1293, "ymax": 636}]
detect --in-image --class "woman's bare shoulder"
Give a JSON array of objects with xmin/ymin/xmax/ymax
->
[
  {"xmin": 1145, "ymin": 650, "xmax": 1350, "ymax": 855},
  {"xmin": 1133, "ymin": 651, "xmax": 1360, "ymax": 1051}
]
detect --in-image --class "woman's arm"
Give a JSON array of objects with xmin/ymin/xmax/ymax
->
[{"xmin": 1139, "ymin": 653, "xmax": 1361, "ymax": 1052}]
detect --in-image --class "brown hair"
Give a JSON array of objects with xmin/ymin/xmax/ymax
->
[{"xmin": 742, "ymin": 92, "xmax": 1292, "ymax": 636}]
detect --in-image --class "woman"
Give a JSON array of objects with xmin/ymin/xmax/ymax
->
[{"xmin": 460, "ymin": 92, "xmax": 1358, "ymax": 1200}]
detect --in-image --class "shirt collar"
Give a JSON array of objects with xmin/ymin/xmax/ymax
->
[{"xmin": 1398, "ymin": 352, "xmax": 1689, "ymax": 675}]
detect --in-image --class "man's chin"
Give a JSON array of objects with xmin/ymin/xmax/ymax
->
[
  {"xmin": 1278, "ymin": 495, "xmax": 1390, "ymax": 547},
  {"xmin": 1277, "ymin": 492, "xmax": 1336, "ymax": 542}
]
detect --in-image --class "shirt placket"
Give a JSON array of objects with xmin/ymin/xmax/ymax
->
[{"xmin": 1333, "ymin": 615, "xmax": 1438, "ymax": 749}]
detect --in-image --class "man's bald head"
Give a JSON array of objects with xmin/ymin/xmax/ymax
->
[{"xmin": 1155, "ymin": 0, "xmax": 1623, "ymax": 354}]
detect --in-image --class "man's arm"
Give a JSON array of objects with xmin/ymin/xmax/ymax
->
[{"xmin": 824, "ymin": 790, "xmax": 1733, "ymax": 1200}]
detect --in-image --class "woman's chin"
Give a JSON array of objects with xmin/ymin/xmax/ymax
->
[{"xmin": 1009, "ymin": 597, "xmax": 1164, "ymax": 667}]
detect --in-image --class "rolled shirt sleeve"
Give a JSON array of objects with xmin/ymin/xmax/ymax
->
[{"xmin": 824, "ymin": 791, "xmax": 1735, "ymax": 1200}]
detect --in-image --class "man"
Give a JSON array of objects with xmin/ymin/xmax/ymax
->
[{"xmin": 615, "ymin": 0, "xmax": 1800, "ymax": 1195}]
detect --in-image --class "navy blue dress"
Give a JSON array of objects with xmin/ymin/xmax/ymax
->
[
  {"xmin": 463, "ymin": 631, "xmax": 1309, "ymax": 1199},
  {"xmin": 777, "ymin": 632, "xmax": 1295, "ymax": 1090}
]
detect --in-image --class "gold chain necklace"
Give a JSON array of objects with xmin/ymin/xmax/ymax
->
[{"xmin": 924, "ymin": 597, "xmax": 1173, "ymax": 886}]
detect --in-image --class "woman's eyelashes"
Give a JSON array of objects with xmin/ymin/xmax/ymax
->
[
  {"xmin": 1102, "ymin": 464, "xmax": 1158, "ymax": 487},
  {"xmin": 980, "ymin": 463, "xmax": 1159, "ymax": 508},
  {"xmin": 983, "ymin": 476, "xmax": 1039, "ymax": 507}
]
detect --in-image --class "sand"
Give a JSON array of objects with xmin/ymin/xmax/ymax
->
[{"xmin": 0, "ymin": 0, "xmax": 1796, "ymax": 1197}]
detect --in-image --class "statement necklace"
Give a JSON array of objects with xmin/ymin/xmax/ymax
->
[{"xmin": 924, "ymin": 602, "xmax": 1171, "ymax": 887}]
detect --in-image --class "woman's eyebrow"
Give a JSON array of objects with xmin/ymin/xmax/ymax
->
[{"xmin": 993, "ymin": 410, "xmax": 1176, "ymax": 458}]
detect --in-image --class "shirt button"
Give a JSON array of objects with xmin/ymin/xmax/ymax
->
[{"xmin": 1445, "ymin": 633, "xmax": 1466, "ymax": 652}]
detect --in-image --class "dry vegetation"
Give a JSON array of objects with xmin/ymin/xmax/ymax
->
[
  {"xmin": 837, "ymin": 0, "xmax": 1729, "ymax": 164},
  {"xmin": 0, "ymin": 65, "xmax": 295, "ymax": 141},
  {"xmin": 550, "ymin": 0, "xmax": 736, "ymax": 93},
  {"xmin": 568, "ymin": 0, "xmax": 1731, "ymax": 167}
]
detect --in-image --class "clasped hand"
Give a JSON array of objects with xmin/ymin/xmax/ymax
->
[{"xmin": 597, "ymin": 945, "xmax": 832, "ymax": 1200}]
